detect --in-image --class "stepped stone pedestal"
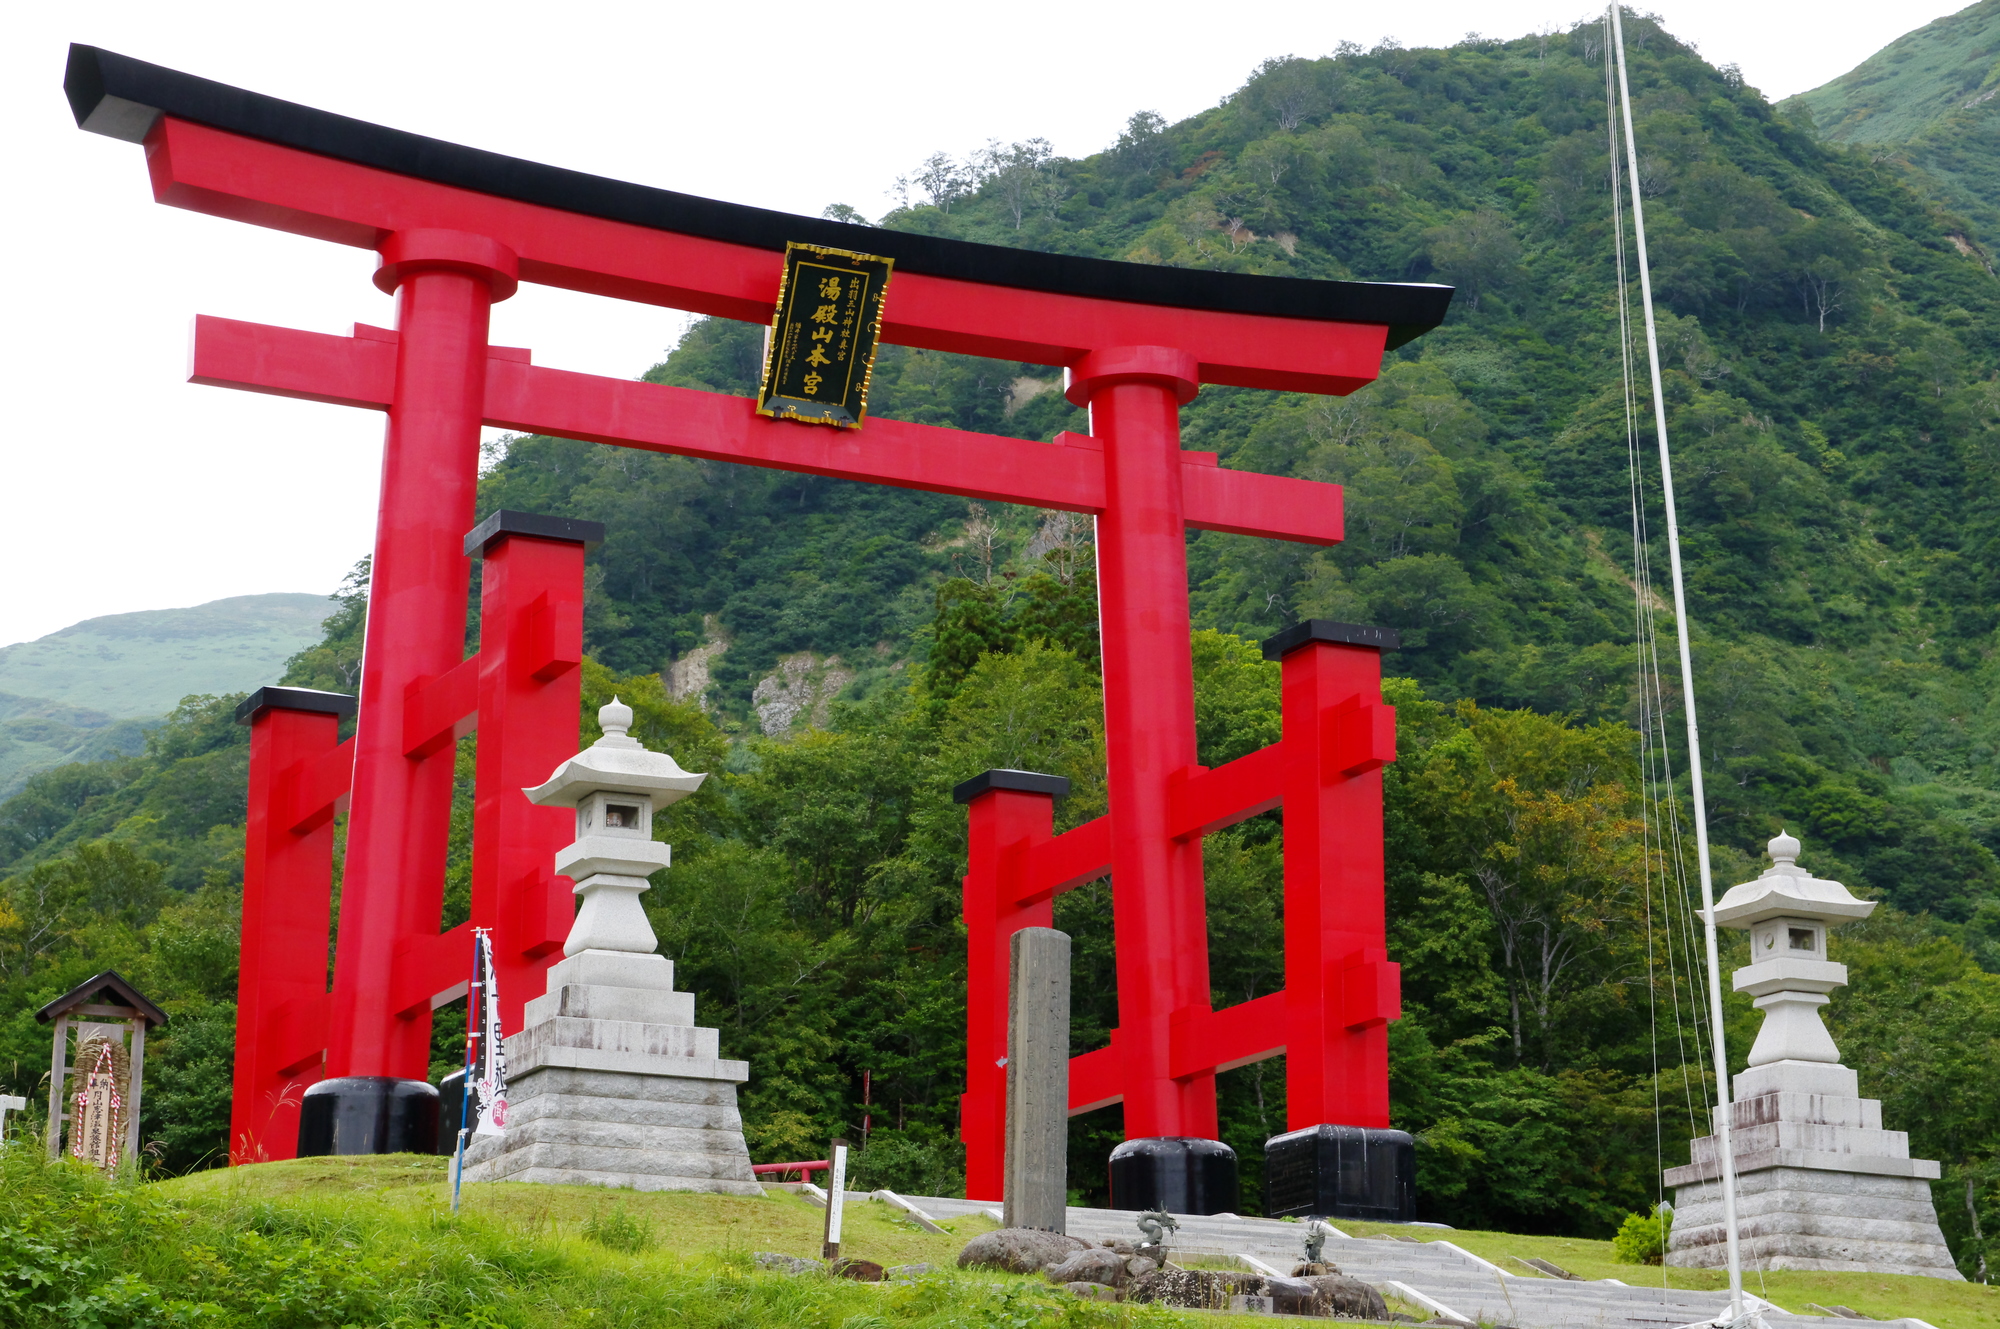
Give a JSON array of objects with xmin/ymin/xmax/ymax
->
[
  {"xmin": 1666, "ymin": 1058, "xmax": 1956, "ymax": 1277},
  {"xmin": 460, "ymin": 948, "xmax": 759, "ymax": 1193},
  {"xmin": 461, "ymin": 697, "xmax": 758, "ymax": 1194},
  {"xmin": 1665, "ymin": 833, "xmax": 1960, "ymax": 1279}
]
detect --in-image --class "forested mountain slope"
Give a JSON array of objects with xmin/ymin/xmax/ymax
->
[
  {"xmin": 6, "ymin": 12, "xmax": 2000, "ymax": 1263},
  {"xmin": 503, "ymin": 12, "xmax": 2000, "ymax": 941}
]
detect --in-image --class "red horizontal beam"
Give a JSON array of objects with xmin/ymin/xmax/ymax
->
[
  {"xmin": 1341, "ymin": 957, "xmax": 1402, "ymax": 1030},
  {"xmin": 404, "ymin": 657, "xmax": 480, "ymax": 758},
  {"xmin": 1171, "ymin": 992, "xmax": 1287, "ymax": 1079},
  {"xmin": 276, "ymin": 737, "xmax": 355, "ymax": 834},
  {"xmin": 1168, "ymin": 745, "xmax": 1285, "ymax": 841},
  {"xmin": 1328, "ymin": 704, "xmax": 1398, "ymax": 778},
  {"xmin": 1067, "ymin": 991, "xmax": 1290, "ymax": 1115},
  {"xmin": 1017, "ymin": 815, "xmax": 1113, "ymax": 907},
  {"xmin": 486, "ymin": 357, "xmax": 1108, "ymax": 516},
  {"xmin": 152, "ymin": 117, "xmax": 1393, "ymax": 396},
  {"xmin": 392, "ymin": 922, "xmax": 474, "ymax": 1017},
  {"xmin": 1068, "ymin": 1039, "xmax": 1123, "ymax": 1116},
  {"xmin": 190, "ymin": 318, "xmax": 1345, "ymax": 546}
]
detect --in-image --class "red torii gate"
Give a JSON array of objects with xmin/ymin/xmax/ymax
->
[{"xmin": 65, "ymin": 45, "xmax": 1449, "ymax": 1210}]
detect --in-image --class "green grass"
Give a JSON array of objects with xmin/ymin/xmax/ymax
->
[
  {"xmin": 0, "ymin": 1152, "xmax": 1299, "ymax": 1327},
  {"xmin": 14, "ymin": 1150, "xmax": 1999, "ymax": 1327},
  {"xmin": 1326, "ymin": 1218, "xmax": 2000, "ymax": 1329}
]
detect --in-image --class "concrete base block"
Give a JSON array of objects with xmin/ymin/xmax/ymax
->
[
  {"xmin": 1733, "ymin": 1060, "xmax": 1859, "ymax": 1100},
  {"xmin": 1667, "ymin": 1075, "xmax": 1960, "ymax": 1280},
  {"xmin": 525, "ymin": 983, "xmax": 696, "ymax": 1028},
  {"xmin": 1668, "ymin": 1167, "xmax": 1961, "ymax": 1279},
  {"xmin": 545, "ymin": 949, "xmax": 677, "ymax": 993}
]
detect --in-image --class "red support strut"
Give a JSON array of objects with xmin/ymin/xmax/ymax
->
[
  {"xmin": 1271, "ymin": 624, "xmax": 1401, "ymax": 1130},
  {"xmin": 467, "ymin": 514, "xmax": 597, "ymax": 1036}
]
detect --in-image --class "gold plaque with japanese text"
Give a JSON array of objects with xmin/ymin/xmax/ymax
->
[{"xmin": 756, "ymin": 243, "xmax": 894, "ymax": 428}]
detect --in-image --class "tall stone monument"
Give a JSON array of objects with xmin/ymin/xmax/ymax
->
[
  {"xmin": 460, "ymin": 700, "xmax": 760, "ymax": 1193},
  {"xmin": 1003, "ymin": 927, "xmax": 1071, "ymax": 1233},
  {"xmin": 1665, "ymin": 833, "xmax": 1961, "ymax": 1278}
]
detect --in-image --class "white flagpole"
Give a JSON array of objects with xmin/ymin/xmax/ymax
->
[{"xmin": 1608, "ymin": 5, "xmax": 1746, "ymax": 1319}]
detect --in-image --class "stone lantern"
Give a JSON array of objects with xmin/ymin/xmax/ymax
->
[
  {"xmin": 459, "ymin": 699, "xmax": 760, "ymax": 1193},
  {"xmin": 1665, "ymin": 832, "xmax": 1959, "ymax": 1277}
]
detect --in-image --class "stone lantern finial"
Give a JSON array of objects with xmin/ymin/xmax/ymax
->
[
  {"xmin": 1768, "ymin": 829, "xmax": 1801, "ymax": 868},
  {"xmin": 599, "ymin": 696, "xmax": 634, "ymax": 742}
]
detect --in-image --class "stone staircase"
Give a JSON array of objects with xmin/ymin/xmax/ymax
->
[{"xmin": 870, "ymin": 1195, "xmax": 1939, "ymax": 1329}]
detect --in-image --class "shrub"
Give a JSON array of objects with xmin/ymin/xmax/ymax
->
[{"xmin": 1612, "ymin": 1203, "xmax": 1673, "ymax": 1264}]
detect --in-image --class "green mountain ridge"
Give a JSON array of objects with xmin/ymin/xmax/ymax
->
[
  {"xmin": 1789, "ymin": 1, "xmax": 2000, "ymax": 245},
  {"xmin": 0, "ymin": 592, "xmax": 336, "ymax": 719},
  {"xmin": 497, "ymin": 12, "xmax": 2000, "ymax": 932},
  {"xmin": 0, "ymin": 592, "xmax": 336, "ymax": 797},
  {"xmin": 1792, "ymin": 1, "xmax": 2000, "ymax": 144}
]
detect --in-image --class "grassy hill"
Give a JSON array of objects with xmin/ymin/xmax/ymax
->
[
  {"xmin": 0, "ymin": 592, "xmax": 335, "ymax": 797},
  {"xmin": 1791, "ymin": 1, "xmax": 2000, "ymax": 144},
  {"xmin": 7, "ymin": 1152, "xmax": 1996, "ymax": 1328}
]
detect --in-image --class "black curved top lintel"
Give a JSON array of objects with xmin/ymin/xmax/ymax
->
[{"xmin": 64, "ymin": 44, "xmax": 1453, "ymax": 347}]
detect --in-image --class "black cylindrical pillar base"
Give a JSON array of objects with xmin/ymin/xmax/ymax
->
[
  {"xmin": 1263, "ymin": 1124, "xmax": 1415, "ymax": 1221},
  {"xmin": 434, "ymin": 1069, "xmax": 467, "ymax": 1156},
  {"xmin": 297, "ymin": 1076, "xmax": 440, "ymax": 1157},
  {"xmin": 1107, "ymin": 1137, "xmax": 1239, "ymax": 1215}
]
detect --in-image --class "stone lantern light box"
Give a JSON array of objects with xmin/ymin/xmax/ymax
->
[{"xmin": 1714, "ymin": 830, "xmax": 1874, "ymax": 1072}]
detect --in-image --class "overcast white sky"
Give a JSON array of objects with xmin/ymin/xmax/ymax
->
[{"xmin": 0, "ymin": 0, "xmax": 1967, "ymax": 648}]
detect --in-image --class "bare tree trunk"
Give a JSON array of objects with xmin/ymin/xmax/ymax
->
[
  {"xmin": 1509, "ymin": 984, "xmax": 1523, "ymax": 1061},
  {"xmin": 1969, "ymin": 1176, "xmax": 1989, "ymax": 1283}
]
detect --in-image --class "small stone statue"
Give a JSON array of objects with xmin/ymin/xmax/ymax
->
[
  {"xmin": 1302, "ymin": 1219, "xmax": 1328, "ymax": 1266},
  {"xmin": 1293, "ymin": 1218, "xmax": 1339, "ymax": 1276},
  {"xmin": 1135, "ymin": 1207, "xmax": 1179, "ymax": 1250}
]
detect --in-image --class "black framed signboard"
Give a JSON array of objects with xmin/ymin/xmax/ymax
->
[{"xmin": 756, "ymin": 242, "xmax": 894, "ymax": 428}]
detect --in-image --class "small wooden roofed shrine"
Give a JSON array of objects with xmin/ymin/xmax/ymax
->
[{"xmin": 38, "ymin": 970, "xmax": 167, "ymax": 1162}]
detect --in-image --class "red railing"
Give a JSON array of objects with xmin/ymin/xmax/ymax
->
[{"xmin": 751, "ymin": 1159, "xmax": 830, "ymax": 1185}]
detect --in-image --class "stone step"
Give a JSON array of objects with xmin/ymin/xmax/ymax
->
[
  {"xmin": 524, "ymin": 981, "xmax": 696, "ymax": 1028},
  {"xmin": 892, "ymin": 1196, "xmax": 1934, "ymax": 1329}
]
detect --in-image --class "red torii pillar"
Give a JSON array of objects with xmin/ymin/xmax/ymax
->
[
  {"xmin": 295, "ymin": 503, "xmax": 597, "ymax": 1151},
  {"xmin": 234, "ymin": 510, "xmax": 595, "ymax": 1159},
  {"xmin": 233, "ymin": 686, "xmax": 352, "ymax": 1162}
]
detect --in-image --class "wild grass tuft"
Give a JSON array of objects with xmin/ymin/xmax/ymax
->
[{"xmin": 581, "ymin": 1203, "xmax": 654, "ymax": 1253}]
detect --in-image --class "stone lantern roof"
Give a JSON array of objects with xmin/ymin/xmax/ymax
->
[
  {"xmin": 1705, "ymin": 831, "xmax": 1876, "ymax": 930},
  {"xmin": 522, "ymin": 698, "xmax": 706, "ymax": 808}
]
